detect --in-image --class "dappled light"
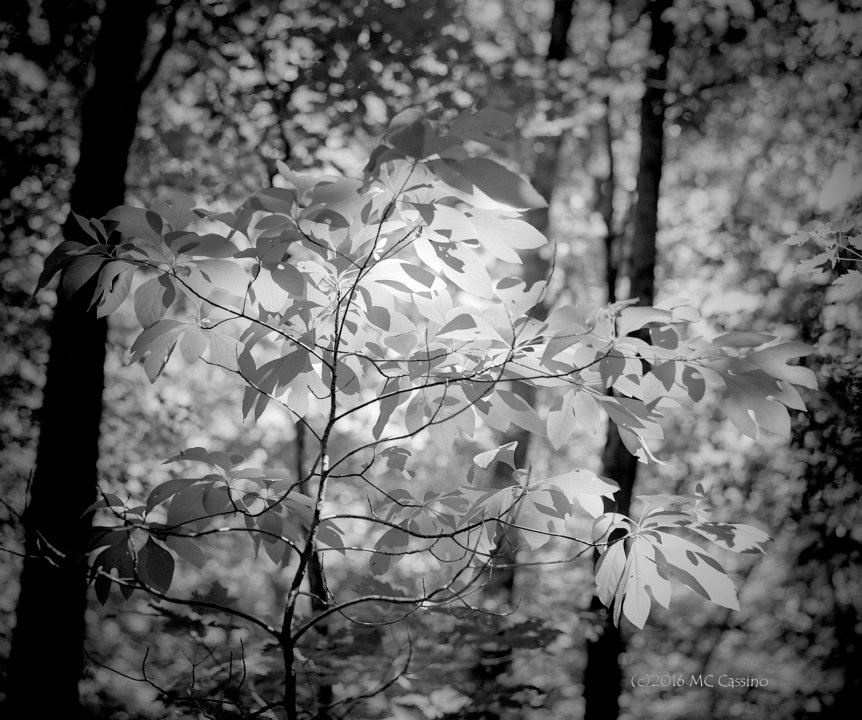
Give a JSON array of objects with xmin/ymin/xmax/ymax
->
[{"xmin": 1, "ymin": 1, "xmax": 859, "ymax": 719}]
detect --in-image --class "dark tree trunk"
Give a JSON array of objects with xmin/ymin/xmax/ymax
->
[
  {"xmin": 583, "ymin": 2, "xmax": 674, "ymax": 719},
  {"xmin": 5, "ymin": 2, "xmax": 157, "ymax": 718},
  {"xmin": 548, "ymin": 0, "xmax": 576, "ymax": 61},
  {"xmin": 472, "ymin": 3, "xmax": 576, "ymax": 715}
]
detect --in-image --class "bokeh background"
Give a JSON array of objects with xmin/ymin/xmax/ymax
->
[{"xmin": 1, "ymin": 1, "xmax": 860, "ymax": 718}]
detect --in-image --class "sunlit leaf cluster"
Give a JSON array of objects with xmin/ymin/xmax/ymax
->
[{"xmin": 40, "ymin": 108, "xmax": 815, "ymax": 630}]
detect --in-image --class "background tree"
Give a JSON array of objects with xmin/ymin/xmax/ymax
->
[
  {"xmin": 471, "ymin": 3, "xmax": 576, "ymax": 714},
  {"xmin": 584, "ymin": 2, "xmax": 673, "ymax": 717},
  {"xmin": 582, "ymin": 1, "xmax": 861, "ymax": 716}
]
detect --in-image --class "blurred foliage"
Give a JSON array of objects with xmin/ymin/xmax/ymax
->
[{"xmin": 1, "ymin": 0, "xmax": 860, "ymax": 718}]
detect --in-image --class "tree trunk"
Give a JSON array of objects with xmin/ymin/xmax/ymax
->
[
  {"xmin": 583, "ymin": 2, "xmax": 673, "ymax": 719},
  {"xmin": 472, "ymin": 2, "xmax": 575, "ymax": 715},
  {"xmin": 5, "ymin": 2, "xmax": 157, "ymax": 718},
  {"xmin": 296, "ymin": 424, "xmax": 334, "ymax": 720}
]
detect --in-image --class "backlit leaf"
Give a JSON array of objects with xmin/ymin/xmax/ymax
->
[
  {"xmin": 472, "ymin": 441, "xmax": 518, "ymax": 470},
  {"xmin": 134, "ymin": 275, "xmax": 176, "ymax": 329},
  {"xmin": 444, "ymin": 158, "xmax": 547, "ymax": 209}
]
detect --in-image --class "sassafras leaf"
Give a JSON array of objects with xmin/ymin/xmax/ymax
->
[
  {"xmin": 443, "ymin": 158, "xmax": 547, "ymax": 209},
  {"xmin": 748, "ymin": 342, "xmax": 817, "ymax": 390},
  {"xmin": 472, "ymin": 441, "xmax": 518, "ymax": 470},
  {"xmin": 134, "ymin": 274, "xmax": 176, "ymax": 329},
  {"xmin": 137, "ymin": 539, "xmax": 175, "ymax": 595}
]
